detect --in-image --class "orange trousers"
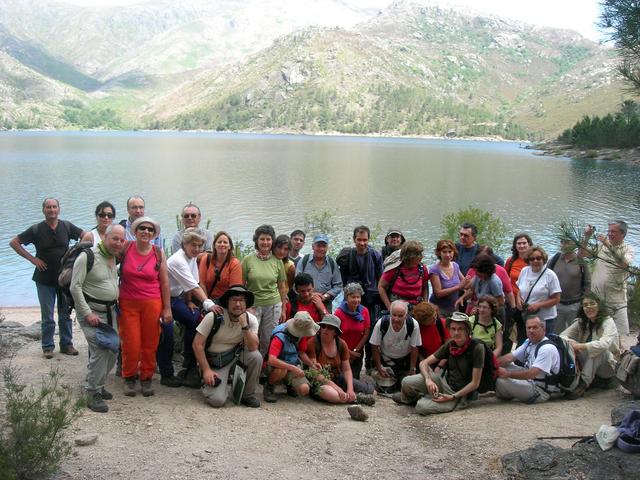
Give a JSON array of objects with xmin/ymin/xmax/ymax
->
[{"xmin": 119, "ymin": 298, "xmax": 162, "ymax": 381}]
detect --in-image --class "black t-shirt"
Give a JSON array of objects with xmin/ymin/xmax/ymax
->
[{"xmin": 18, "ymin": 220, "xmax": 83, "ymax": 286}]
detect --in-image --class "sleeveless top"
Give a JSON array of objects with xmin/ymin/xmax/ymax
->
[{"xmin": 119, "ymin": 244, "xmax": 161, "ymax": 300}]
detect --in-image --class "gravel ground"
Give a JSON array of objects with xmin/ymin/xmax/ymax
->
[{"xmin": 0, "ymin": 307, "xmax": 636, "ymax": 480}]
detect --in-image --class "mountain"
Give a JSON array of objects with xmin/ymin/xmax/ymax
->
[{"xmin": 0, "ymin": 0, "xmax": 629, "ymax": 138}]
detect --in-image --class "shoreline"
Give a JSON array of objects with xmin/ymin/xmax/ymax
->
[{"xmin": 531, "ymin": 141, "xmax": 640, "ymax": 166}]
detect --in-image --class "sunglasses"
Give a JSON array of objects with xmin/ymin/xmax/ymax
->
[
  {"xmin": 97, "ymin": 212, "xmax": 115, "ymax": 219},
  {"xmin": 459, "ymin": 232, "xmax": 471, "ymax": 238},
  {"xmin": 582, "ymin": 302, "xmax": 598, "ymax": 308},
  {"xmin": 182, "ymin": 213, "xmax": 198, "ymax": 219},
  {"xmin": 529, "ymin": 256, "xmax": 544, "ymax": 261},
  {"xmin": 137, "ymin": 226, "xmax": 155, "ymax": 233}
]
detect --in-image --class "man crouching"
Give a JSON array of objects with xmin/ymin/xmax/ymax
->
[
  {"xmin": 193, "ymin": 285, "xmax": 262, "ymax": 408},
  {"xmin": 393, "ymin": 312, "xmax": 485, "ymax": 415}
]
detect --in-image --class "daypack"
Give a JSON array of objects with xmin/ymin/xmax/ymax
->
[
  {"xmin": 443, "ymin": 338, "xmax": 498, "ymax": 394},
  {"xmin": 379, "ymin": 314, "xmax": 415, "ymax": 340},
  {"xmin": 335, "ymin": 246, "xmax": 355, "ymax": 285},
  {"xmin": 58, "ymin": 241, "xmax": 95, "ymax": 311},
  {"xmin": 534, "ymin": 333, "xmax": 579, "ymax": 391},
  {"xmin": 382, "ymin": 250, "xmax": 425, "ymax": 295}
]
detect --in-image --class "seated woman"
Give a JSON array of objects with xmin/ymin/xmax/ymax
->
[
  {"xmin": 456, "ymin": 254, "xmax": 504, "ymax": 313},
  {"xmin": 428, "ymin": 240, "xmax": 464, "ymax": 318},
  {"xmin": 469, "ymin": 295, "xmax": 503, "ymax": 358},
  {"xmin": 334, "ymin": 283, "xmax": 371, "ymax": 379},
  {"xmin": 306, "ymin": 314, "xmax": 375, "ymax": 404},
  {"xmin": 412, "ymin": 301, "xmax": 450, "ymax": 360},
  {"xmin": 378, "ymin": 240, "xmax": 429, "ymax": 312},
  {"xmin": 560, "ymin": 293, "xmax": 620, "ymax": 398},
  {"xmin": 198, "ymin": 231, "xmax": 242, "ymax": 302}
]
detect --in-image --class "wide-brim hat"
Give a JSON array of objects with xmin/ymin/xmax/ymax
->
[
  {"xmin": 285, "ymin": 311, "xmax": 320, "ymax": 338},
  {"xmin": 446, "ymin": 312, "xmax": 472, "ymax": 332},
  {"xmin": 371, "ymin": 367, "xmax": 396, "ymax": 387},
  {"xmin": 218, "ymin": 285, "xmax": 255, "ymax": 309},
  {"xmin": 318, "ymin": 314, "xmax": 342, "ymax": 335},
  {"xmin": 383, "ymin": 249, "xmax": 403, "ymax": 272},
  {"xmin": 131, "ymin": 216, "xmax": 161, "ymax": 240}
]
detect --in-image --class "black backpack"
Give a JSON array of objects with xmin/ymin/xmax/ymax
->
[
  {"xmin": 534, "ymin": 333, "xmax": 578, "ymax": 391},
  {"xmin": 445, "ymin": 338, "xmax": 497, "ymax": 394},
  {"xmin": 58, "ymin": 241, "xmax": 95, "ymax": 311},
  {"xmin": 379, "ymin": 315, "xmax": 415, "ymax": 340}
]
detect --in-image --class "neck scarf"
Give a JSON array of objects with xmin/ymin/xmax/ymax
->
[
  {"xmin": 449, "ymin": 337, "xmax": 472, "ymax": 357},
  {"xmin": 97, "ymin": 241, "xmax": 111, "ymax": 258},
  {"xmin": 339, "ymin": 301, "xmax": 364, "ymax": 322}
]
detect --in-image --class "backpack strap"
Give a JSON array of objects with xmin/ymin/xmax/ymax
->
[
  {"xmin": 434, "ymin": 318, "xmax": 445, "ymax": 344},
  {"xmin": 301, "ymin": 254, "xmax": 310, "ymax": 272},
  {"xmin": 204, "ymin": 313, "xmax": 225, "ymax": 352},
  {"xmin": 380, "ymin": 316, "xmax": 414, "ymax": 340},
  {"xmin": 547, "ymin": 252, "xmax": 561, "ymax": 271},
  {"xmin": 405, "ymin": 317, "xmax": 414, "ymax": 340}
]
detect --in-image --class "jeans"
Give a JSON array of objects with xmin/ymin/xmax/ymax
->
[
  {"xmin": 36, "ymin": 282, "xmax": 73, "ymax": 351},
  {"xmin": 157, "ymin": 297, "xmax": 201, "ymax": 375}
]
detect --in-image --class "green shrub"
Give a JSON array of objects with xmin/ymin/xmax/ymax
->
[
  {"xmin": 440, "ymin": 206, "xmax": 508, "ymax": 253},
  {"xmin": 0, "ymin": 366, "xmax": 83, "ymax": 480}
]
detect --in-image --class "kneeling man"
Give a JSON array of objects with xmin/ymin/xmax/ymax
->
[
  {"xmin": 496, "ymin": 316, "xmax": 562, "ymax": 403},
  {"xmin": 193, "ymin": 285, "xmax": 262, "ymax": 408},
  {"xmin": 394, "ymin": 312, "xmax": 485, "ymax": 415}
]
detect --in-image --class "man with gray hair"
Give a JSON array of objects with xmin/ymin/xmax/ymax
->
[
  {"xmin": 369, "ymin": 300, "xmax": 421, "ymax": 391},
  {"xmin": 583, "ymin": 220, "xmax": 635, "ymax": 336},
  {"xmin": 171, "ymin": 202, "xmax": 213, "ymax": 253},
  {"xmin": 495, "ymin": 316, "xmax": 563, "ymax": 404},
  {"xmin": 69, "ymin": 224, "xmax": 125, "ymax": 412}
]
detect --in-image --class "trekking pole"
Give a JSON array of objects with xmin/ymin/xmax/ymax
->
[{"xmin": 536, "ymin": 435, "xmax": 591, "ymax": 440}]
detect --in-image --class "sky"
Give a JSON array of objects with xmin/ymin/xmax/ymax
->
[{"xmin": 57, "ymin": 0, "xmax": 605, "ymax": 41}]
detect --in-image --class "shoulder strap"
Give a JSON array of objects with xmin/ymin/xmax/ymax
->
[
  {"xmin": 380, "ymin": 316, "xmax": 390, "ymax": 339},
  {"xmin": 204, "ymin": 314, "xmax": 224, "ymax": 351},
  {"xmin": 523, "ymin": 265, "xmax": 549, "ymax": 305},
  {"xmin": 434, "ymin": 318, "xmax": 445, "ymax": 343},
  {"xmin": 534, "ymin": 339, "xmax": 552, "ymax": 357},
  {"xmin": 405, "ymin": 317, "xmax": 414, "ymax": 340},
  {"xmin": 328, "ymin": 256, "xmax": 336, "ymax": 275},
  {"xmin": 85, "ymin": 249, "xmax": 95, "ymax": 274},
  {"xmin": 548, "ymin": 252, "xmax": 561, "ymax": 271},
  {"xmin": 505, "ymin": 257, "xmax": 514, "ymax": 275},
  {"xmin": 387, "ymin": 266, "xmax": 402, "ymax": 293},
  {"xmin": 301, "ymin": 254, "xmax": 310, "ymax": 271},
  {"xmin": 153, "ymin": 245, "xmax": 161, "ymax": 271}
]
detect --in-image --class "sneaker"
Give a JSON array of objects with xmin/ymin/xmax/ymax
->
[
  {"xmin": 100, "ymin": 388, "xmax": 113, "ymax": 400},
  {"xmin": 60, "ymin": 345, "xmax": 79, "ymax": 356},
  {"xmin": 160, "ymin": 375, "xmax": 182, "ymax": 388},
  {"xmin": 241, "ymin": 396, "xmax": 261, "ymax": 408},
  {"xmin": 263, "ymin": 384, "xmax": 277, "ymax": 403},
  {"xmin": 356, "ymin": 393, "xmax": 376, "ymax": 406},
  {"xmin": 141, "ymin": 380, "xmax": 155, "ymax": 397},
  {"xmin": 87, "ymin": 392, "xmax": 108, "ymax": 413},
  {"xmin": 123, "ymin": 378, "xmax": 137, "ymax": 397},
  {"xmin": 43, "ymin": 349, "xmax": 54, "ymax": 359}
]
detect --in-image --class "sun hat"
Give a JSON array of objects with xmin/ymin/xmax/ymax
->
[
  {"xmin": 131, "ymin": 216, "xmax": 160, "ymax": 239},
  {"xmin": 318, "ymin": 314, "xmax": 342, "ymax": 335},
  {"xmin": 371, "ymin": 367, "xmax": 396, "ymax": 388},
  {"xmin": 95, "ymin": 323, "xmax": 120, "ymax": 353},
  {"xmin": 446, "ymin": 312, "xmax": 472, "ymax": 331},
  {"xmin": 285, "ymin": 311, "xmax": 320, "ymax": 338},
  {"xmin": 383, "ymin": 249, "xmax": 403, "ymax": 272},
  {"xmin": 218, "ymin": 285, "xmax": 255, "ymax": 309},
  {"xmin": 313, "ymin": 233, "xmax": 329, "ymax": 244}
]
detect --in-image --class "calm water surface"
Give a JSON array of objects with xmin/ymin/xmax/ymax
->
[{"xmin": 1, "ymin": 131, "xmax": 639, "ymax": 306}]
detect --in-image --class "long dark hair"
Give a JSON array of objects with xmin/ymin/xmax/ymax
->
[
  {"xmin": 510, "ymin": 232, "xmax": 533, "ymax": 258},
  {"xmin": 213, "ymin": 231, "xmax": 235, "ymax": 264},
  {"xmin": 576, "ymin": 292, "xmax": 610, "ymax": 332},
  {"xmin": 93, "ymin": 200, "xmax": 116, "ymax": 230}
]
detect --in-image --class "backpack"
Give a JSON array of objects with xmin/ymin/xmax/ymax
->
[
  {"xmin": 433, "ymin": 317, "xmax": 446, "ymax": 344},
  {"xmin": 534, "ymin": 333, "xmax": 579, "ymax": 392},
  {"xmin": 379, "ymin": 315, "xmax": 415, "ymax": 340},
  {"xmin": 472, "ymin": 316, "xmax": 498, "ymax": 338},
  {"xmin": 58, "ymin": 241, "xmax": 95, "ymax": 311},
  {"xmin": 336, "ymin": 246, "xmax": 357, "ymax": 286},
  {"xmin": 300, "ymin": 254, "xmax": 337, "ymax": 275},
  {"xmin": 443, "ymin": 338, "xmax": 498, "ymax": 394}
]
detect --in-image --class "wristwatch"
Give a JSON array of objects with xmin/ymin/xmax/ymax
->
[
  {"xmin": 452, "ymin": 393, "xmax": 457, "ymax": 400},
  {"xmin": 241, "ymin": 325, "xmax": 249, "ymax": 331}
]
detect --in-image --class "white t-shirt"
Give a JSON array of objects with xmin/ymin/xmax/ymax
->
[
  {"xmin": 513, "ymin": 337, "xmax": 560, "ymax": 381},
  {"xmin": 196, "ymin": 310, "xmax": 259, "ymax": 354},
  {"xmin": 369, "ymin": 317, "xmax": 421, "ymax": 360},
  {"xmin": 167, "ymin": 248, "xmax": 199, "ymax": 297},
  {"xmin": 517, "ymin": 267, "xmax": 562, "ymax": 320}
]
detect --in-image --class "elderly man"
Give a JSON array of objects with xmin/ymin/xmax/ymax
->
[
  {"xmin": 69, "ymin": 225, "xmax": 125, "ymax": 412},
  {"xmin": 9, "ymin": 198, "xmax": 85, "ymax": 358},
  {"xmin": 193, "ymin": 285, "xmax": 262, "ymax": 408},
  {"xmin": 119, "ymin": 195, "xmax": 163, "ymax": 248},
  {"xmin": 171, "ymin": 202, "xmax": 213, "ymax": 253},
  {"xmin": 583, "ymin": 220, "xmax": 634, "ymax": 336},
  {"xmin": 295, "ymin": 234, "xmax": 342, "ymax": 312},
  {"xmin": 369, "ymin": 300, "xmax": 421, "ymax": 391},
  {"xmin": 495, "ymin": 316, "xmax": 563, "ymax": 404},
  {"xmin": 394, "ymin": 312, "xmax": 486, "ymax": 415}
]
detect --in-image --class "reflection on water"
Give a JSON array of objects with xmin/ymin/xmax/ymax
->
[{"xmin": 1, "ymin": 131, "xmax": 639, "ymax": 306}]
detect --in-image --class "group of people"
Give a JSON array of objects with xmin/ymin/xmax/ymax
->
[{"xmin": 9, "ymin": 196, "xmax": 634, "ymax": 415}]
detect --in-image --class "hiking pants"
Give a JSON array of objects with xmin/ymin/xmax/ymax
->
[
  {"xmin": 400, "ymin": 371, "xmax": 469, "ymax": 415},
  {"xmin": 202, "ymin": 349, "xmax": 262, "ymax": 407},
  {"xmin": 495, "ymin": 365, "xmax": 557, "ymax": 404},
  {"xmin": 577, "ymin": 350, "xmax": 615, "ymax": 387},
  {"xmin": 78, "ymin": 310, "xmax": 117, "ymax": 394},
  {"xmin": 119, "ymin": 298, "xmax": 162, "ymax": 381}
]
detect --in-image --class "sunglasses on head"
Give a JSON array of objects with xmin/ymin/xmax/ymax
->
[
  {"xmin": 182, "ymin": 213, "xmax": 198, "ymax": 219},
  {"xmin": 137, "ymin": 226, "xmax": 155, "ymax": 233},
  {"xmin": 98, "ymin": 212, "xmax": 114, "ymax": 219}
]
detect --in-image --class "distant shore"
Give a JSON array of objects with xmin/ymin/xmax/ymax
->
[{"xmin": 532, "ymin": 142, "xmax": 640, "ymax": 166}]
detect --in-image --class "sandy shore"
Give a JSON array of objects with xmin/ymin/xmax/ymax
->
[{"xmin": 0, "ymin": 307, "xmax": 637, "ymax": 480}]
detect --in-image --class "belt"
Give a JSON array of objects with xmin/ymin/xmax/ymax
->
[
  {"xmin": 84, "ymin": 294, "xmax": 117, "ymax": 326},
  {"xmin": 560, "ymin": 300, "xmax": 580, "ymax": 305}
]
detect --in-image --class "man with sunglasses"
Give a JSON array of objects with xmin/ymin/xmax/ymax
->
[
  {"xmin": 10, "ymin": 198, "xmax": 86, "ymax": 358},
  {"xmin": 171, "ymin": 202, "xmax": 213, "ymax": 254},
  {"xmin": 119, "ymin": 195, "xmax": 163, "ymax": 249}
]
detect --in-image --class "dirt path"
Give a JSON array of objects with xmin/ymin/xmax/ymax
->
[{"xmin": 0, "ymin": 307, "xmax": 635, "ymax": 480}]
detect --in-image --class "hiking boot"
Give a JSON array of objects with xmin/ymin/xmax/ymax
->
[
  {"xmin": 43, "ymin": 349, "xmax": 54, "ymax": 359},
  {"xmin": 286, "ymin": 385, "xmax": 298, "ymax": 398},
  {"xmin": 100, "ymin": 388, "xmax": 113, "ymax": 400},
  {"xmin": 263, "ymin": 384, "xmax": 277, "ymax": 403},
  {"xmin": 141, "ymin": 380, "xmax": 155, "ymax": 397},
  {"xmin": 160, "ymin": 375, "xmax": 182, "ymax": 388},
  {"xmin": 181, "ymin": 368, "xmax": 202, "ymax": 389},
  {"xmin": 241, "ymin": 396, "xmax": 261, "ymax": 408},
  {"xmin": 566, "ymin": 379, "xmax": 588, "ymax": 400},
  {"xmin": 356, "ymin": 393, "xmax": 376, "ymax": 406},
  {"xmin": 87, "ymin": 392, "xmax": 108, "ymax": 413},
  {"xmin": 60, "ymin": 345, "xmax": 79, "ymax": 356},
  {"xmin": 123, "ymin": 378, "xmax": 137, "ymax": 397}
]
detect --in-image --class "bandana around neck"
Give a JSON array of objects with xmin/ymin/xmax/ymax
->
[{"xmin": 449, "ymin": 337, "xmax": 472, "ymax": 357}]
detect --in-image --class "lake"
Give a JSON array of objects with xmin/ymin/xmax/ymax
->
[{"xmin": 1, "ymin": 131, "xmax": 639, "ymax": 307}]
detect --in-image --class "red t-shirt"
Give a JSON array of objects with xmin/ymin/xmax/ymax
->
[
  {"xmin": 334, "ymin": 306, "xmax": 371, "ymax": 350},
  {"xmin": 285, "ymin": 300, "xmax": 322, "ymax": 322},
  {"xmin": 419, "ymin": 318, "xmax": 450, "ymax": 358},
  {"xmin": 381, "ymin": 264, "xmax": 429, "ymax": 304}
]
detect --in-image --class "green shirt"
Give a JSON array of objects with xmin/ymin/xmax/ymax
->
[
  {"xmin": 241, "ymin": 253, "xmax": 286, "ymax": 307},
  {"xmin": 434, "ymin": 340, "xmax": 485, "ymax": 391},
  {"xmin": 469, "ymin": 315, "xmax": 502, "ymax": 349}
]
